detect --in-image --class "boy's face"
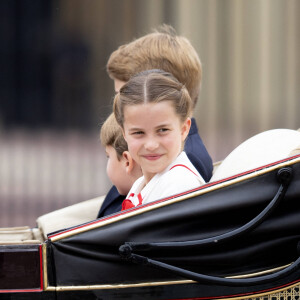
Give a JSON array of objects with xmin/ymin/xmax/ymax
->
[{"xmin": 105, "ymin": 146, "xmax": 131, "ymax": 196}]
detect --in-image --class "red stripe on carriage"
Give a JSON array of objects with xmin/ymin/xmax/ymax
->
[
  {"xmin": 0, "ymin": 288, "xmax": 43, "ymax": 293},
  {"xmin": 39, "ymin": 244, "xmax": 44, "ymax": 291}
]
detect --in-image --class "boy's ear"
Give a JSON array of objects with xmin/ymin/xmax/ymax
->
[{"xmin": 122, "ymin": 151, "xmax": 134, "ymax": 174}]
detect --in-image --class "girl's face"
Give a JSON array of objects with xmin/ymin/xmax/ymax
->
[{"xmin": 122, "ymin": 101, "xmax": 191, "ymax": 183}]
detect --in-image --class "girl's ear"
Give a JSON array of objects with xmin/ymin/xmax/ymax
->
[
  {"xmin": 122, "ymin": 151, "xmax": 134, "ymax": 174},
  {"xmin": 181, "ymin": 117, "xmax": 191, "ymax": 141}
]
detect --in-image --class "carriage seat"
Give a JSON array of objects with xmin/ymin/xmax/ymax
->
[
  {"xmin": 36, "ymin": 195, "xmax": 104, "ymax": 240},
  {"xmin": 211, "ymin": 128, "xmax": 300, "ymax": 182}
]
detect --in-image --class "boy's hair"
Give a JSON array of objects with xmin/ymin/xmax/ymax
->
[
  {"xmin": 114, "ymin": 69, "xmax": 192, "ymax": 127},
  {"xmin": 100, "ymin": 113, "xmax": 128, "ymax": 159},
  {"xmin": 107, "ymin": 24, "xmax": 202, "ymax": 109}
]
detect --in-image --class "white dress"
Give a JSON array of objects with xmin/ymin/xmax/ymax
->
[{"xmin": 122, "ymin": 151, "xmax": 205, "ymax": 210}]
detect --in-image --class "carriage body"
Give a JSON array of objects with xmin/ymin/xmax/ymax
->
[{"xmin": 1, "ymin": 152, "xmax": 300, "ymax": 300}]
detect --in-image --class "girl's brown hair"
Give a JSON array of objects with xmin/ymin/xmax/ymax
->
[{"xmin": 113, "ymin": 69, "xmax": 192, "ymax": 128}]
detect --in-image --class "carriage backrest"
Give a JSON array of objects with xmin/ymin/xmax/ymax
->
[{"xmin": 211, "ymin": 128, "xmax": 300, "ymax": 182}]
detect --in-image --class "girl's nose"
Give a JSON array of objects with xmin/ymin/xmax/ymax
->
[{"xmin": 144, "ymin": 138, "xmax": 159, "ymax": 151}]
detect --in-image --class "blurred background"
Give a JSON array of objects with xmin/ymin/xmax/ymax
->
[{"xmin": 0, "ymin": 0, "xmax": 299, "ymax": 227}]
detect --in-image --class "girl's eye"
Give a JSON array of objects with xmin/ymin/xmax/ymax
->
[
  {"xmin": 132, "ymin": 131, "xmax": 144, "ymax": 135},
  {"xmin": 158, "ymin": 128, "xmax": 169, "ymax": 133}
]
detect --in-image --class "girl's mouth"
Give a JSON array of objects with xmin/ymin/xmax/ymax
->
[{"xmin": 142, "ymin": 154, "xmax": 163, "ymax": 161}]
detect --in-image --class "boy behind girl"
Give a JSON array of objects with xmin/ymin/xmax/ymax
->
[{"xmin": 100, "ymin": 113, "xmax": 142, "ymax": 200}]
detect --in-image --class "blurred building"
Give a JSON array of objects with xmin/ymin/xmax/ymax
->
[{"xmin": 0, "ymin": 0, "xmax": 299, "ymax": 227}]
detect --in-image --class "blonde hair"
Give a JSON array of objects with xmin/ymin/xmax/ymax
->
[
  {"xmin": 113, "ymin": 69, "xmax": 192, "ymax": 128},
  {"xmin": 107, "ymin": 24, "xmax": 201, "ymax": 108},
  {"xmin": 100, "ymin": 113, "xmax": 128, "ymax": 160}
]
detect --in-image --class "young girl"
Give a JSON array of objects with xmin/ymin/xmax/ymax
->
[{"xmin": 113, "ymin": 69, "xmax": 205, "ymax": 210}]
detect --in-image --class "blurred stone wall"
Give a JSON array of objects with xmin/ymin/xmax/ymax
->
[{"xmin": 0, "ymin": 0, "xmax": 299, "ymax": 227}]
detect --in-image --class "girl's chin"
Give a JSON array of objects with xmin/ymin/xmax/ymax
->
[{"xmin": 144, "ymin": 167, "xmax": 166, "ymax": 177}]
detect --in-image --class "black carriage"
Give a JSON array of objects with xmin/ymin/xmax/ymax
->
[{"xmin": 1, "ymin": 148, "xmax": 300, "ymax": 299}]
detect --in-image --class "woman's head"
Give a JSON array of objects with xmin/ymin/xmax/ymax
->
[{"xmin": 113, "ymin": 69, "xmax": 192, "ymax": 128}]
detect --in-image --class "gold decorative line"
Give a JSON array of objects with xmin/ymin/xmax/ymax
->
[
  {"xmin": 42, "ymin": 244, "xmax": 48, "ymax": 291},
  {"xmin": 227, "ymin": 263, "xmax": 290, "ymax": 279},
  {"xmin": 45, "ymin": 279, "xmax": 193, "ymax": 291},
  {"xmin": 44, "ymin": 263, "xmax": 293, "ymax": 292},
  {"xmin": 45, "ymin": 281, "xmax": 300, "ymax": 299},
  {"xmin": 45, "ymin": 279, "xmax": 300, "ymax": 298},
  {"xmin": 50, "ymin": 156, "xmax": 300, "ymax": 241}
]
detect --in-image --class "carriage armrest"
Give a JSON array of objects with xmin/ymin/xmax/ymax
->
[
  {"xmin": 37, "ymin": 195, "xmax": 104, "ymax": 239},
  {"xmin": 0, "ymin": 240, "xmax": 41, "ymax": 245},
  {"xmin": 0, "ymin": 226, "xmax": 33, "ymax": 242}
]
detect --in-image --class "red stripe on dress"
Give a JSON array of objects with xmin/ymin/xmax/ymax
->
[
  {"xmin": 122, "ymin": 199, "xmax": 135, "ymax": 211},
  {"xmin": 137, "ymin": 193, "xmax": 143, "ymax": 205},
  {"xmin": 122, "ymin": 193, "xmax": 143, "ymax": 211},
  {"xmin": 169, "ymin": 164, "xmax": 199, "ymax": 177}
]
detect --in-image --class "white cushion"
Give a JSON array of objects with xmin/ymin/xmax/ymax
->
[
  {"xmin": 211, "ymin": 129, "xmax": 300, "ymax": 181},
  {"xmin": 37, "ymin": 195, "xmax": 104, "ymax": 239}
]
